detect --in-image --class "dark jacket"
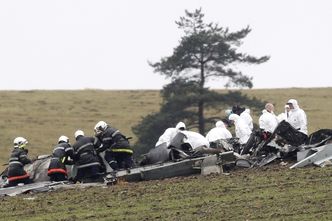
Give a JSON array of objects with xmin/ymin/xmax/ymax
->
[
  {"xmin": 96, "ymin": 127, "xmax": 133, "ymax": 154},
  {"xmin": 72, "ymin": 136, "xmax": 101, "ymax": 169},
  {"xmin": 48, "ymin": 142, "xmax": 74, "ymax": 175},
  {"xmin": 7, "ymin": 147, "xmax": 32, "ymax": 181}
]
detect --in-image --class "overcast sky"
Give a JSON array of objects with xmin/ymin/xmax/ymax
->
[{"xmin": 0, "ymin": 0, "xmax": 331, "ymax": 90}]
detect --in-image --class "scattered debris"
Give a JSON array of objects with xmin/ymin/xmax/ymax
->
[
  {"xmin": 290, "ymin": 144, "xmax": 332, "ymax": 169},
  {"xmin": 0, "ymin": 124, "xmax": 331, "ymax": 197}
]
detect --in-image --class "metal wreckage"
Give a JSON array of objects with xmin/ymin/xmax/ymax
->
[{"xmin": 1, "ymin": 120, "xmax": 331, "ymax": 197}]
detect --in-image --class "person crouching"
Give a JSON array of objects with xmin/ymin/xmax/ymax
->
[
  {"xmin": 47, "ymin": 136, "xmax": 75, "ymax": 182},
  {"xmin": 4, "ymin": 137, "xmax": 32, "ymax": 187},
  {"xmin": 72, "ymin": 130, "xmax": 103, "ymax": 183}
]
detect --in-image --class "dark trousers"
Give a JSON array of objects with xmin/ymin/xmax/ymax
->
[
  {"xmin": 105, "ymin": 151, "xmax": 134, "ymax": 171},
  {"xmin": 49, "ymin": 173, "xmax": 67, "ymax": 182},
  {"xmin": 75, "ymin": 165, "xmax": 103, "ymax": 183},
  {"xmin": 4, "ymin": 177, "xmax": 32, "ymax": 188}
]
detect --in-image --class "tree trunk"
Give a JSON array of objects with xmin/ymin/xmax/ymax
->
[
  {"xmin": 198, "ymin": 100, "xmax": 205, "ymax": 135},
  {"xmin": 198, "ymin": 60, "xmax": 205, "ymax": 135}
]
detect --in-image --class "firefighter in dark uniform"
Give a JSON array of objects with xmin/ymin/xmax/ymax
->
[
  {"xmin": 47, "ymin": 135, "xmax": 75, "ymax": 181},
  {"xmin": 4, "ymin": 137, "xmax": 32, "ymax": 187},
  {"xmin": 94, "ymin": 121, "xmax": 134, "ymax": 171},
  {"xmin": 72, "ymin": 130, "xmax": 103, "ymax": 183}
]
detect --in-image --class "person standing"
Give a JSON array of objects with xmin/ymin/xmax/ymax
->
[
  {"xmin": 277, "ymin": 104, "xmax": 290, "ymax": 123},
  {"xmin": 232, "ymin": 105, "xmax": 254, "ymax": 130},
  {"xmin": 286, "ymin": 99, "xmax": 308, "ymax": 135},
  {"xmin": 228, "ymin": 114, "xmax": 252, "ymax": 145},
  {"xmin": 259, "ymin": 103, "xmax": 279, "ymax": 135}
]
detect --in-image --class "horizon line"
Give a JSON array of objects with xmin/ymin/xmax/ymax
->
[{"xmin": 0, "ymin": 86, "xmax": 330, "ymax": 92}]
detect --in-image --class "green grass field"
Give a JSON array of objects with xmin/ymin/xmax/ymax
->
[
  {"xmin": 0, "ymin": 88, "xmax": 331, "ymax": 220},
  {"xmin": 0, "ymin": 90, "xmax": 161, "ymax": 167}
]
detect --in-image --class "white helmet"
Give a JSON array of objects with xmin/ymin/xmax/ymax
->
[
  {"xmin": 13, "ymin": 137, "xmax": 28, "ymax": 148},
  {"xmin": 58, "ymin": 135, "xmax": 69, "ymax": 143},
  {"xmin": 94, "ymin": 121, "xmax": 108, "ymax": 135},
  {"xmin": 74, "ymin": 130, "xmax": 84, "ymax": 139}
]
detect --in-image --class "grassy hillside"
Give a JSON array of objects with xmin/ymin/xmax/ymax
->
[
  {"xmin": 0, "ymin": 88, "xmax": 331, "ymax": 167},
  {"xmin": 0, "ymin": 90, "xmax": 161, "ymax": 167},
  {"xmin": 0, "ymin": 88, "xmax": 331, "ymax": 220},
  {"xmin": 1, "ymin": 165, "xmax": 332, "ymax": 220},
  {"xmin": 242, "ymin": 87, "xmax": 331, "ymax": 133}
]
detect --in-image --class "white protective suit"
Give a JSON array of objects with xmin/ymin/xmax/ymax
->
[
  {"xmin": 155, "ymin": 122, "xmax": 186, "ymax": 147},
  {"xmin": 205, "ymin": 120, "xmax": 232, "ymax": 142},
  {"xmin": 171, "ymin": 130, "xmax": 210, "ymax": 150},
  {"xmin": 277, "ymin": 105, "xmax": 290, "ymax": 123},
  {"xmin": 229, "ymin": 114, "xmax": 252, "ymax": 144},
  {"xmin": 287, "ymin": 99, "xmax": 308, "ymax": 135},
  {"xmin": 225, "ymin": 109, "xmax": 232, "ymax": 118},
  {"xmin": 240, "ymin": 109, "xmax": 254, "ymax": 131},
  {"xmin": 259, "ymin": 109, "xmax": 279, "ymax": 133}
]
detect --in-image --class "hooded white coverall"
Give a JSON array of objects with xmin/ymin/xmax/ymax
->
[
  {"xmin": 287, "ymin": 99, "xmax": 308, "ymax": 135},
  {"xmin": 277, "ymin": 105, "xmax": 290, "ymax": 123},
  {"xmin": 229, "ymin": 114, "xmax": 252, "ymax": 144},
  {"xmin": 205, "ymin": 120, "xmax": 232, "ymax": 142},
  {"xmin": 240, "ymin": 109, "xmax": 254, "ymax": 130},
  {"xmin": 155, "ymin": 122, "xmax": 186, "ymax": 147},
  {"xmin": 259, "ymin": 109, "xmax": 279, "ymax": 133}
]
